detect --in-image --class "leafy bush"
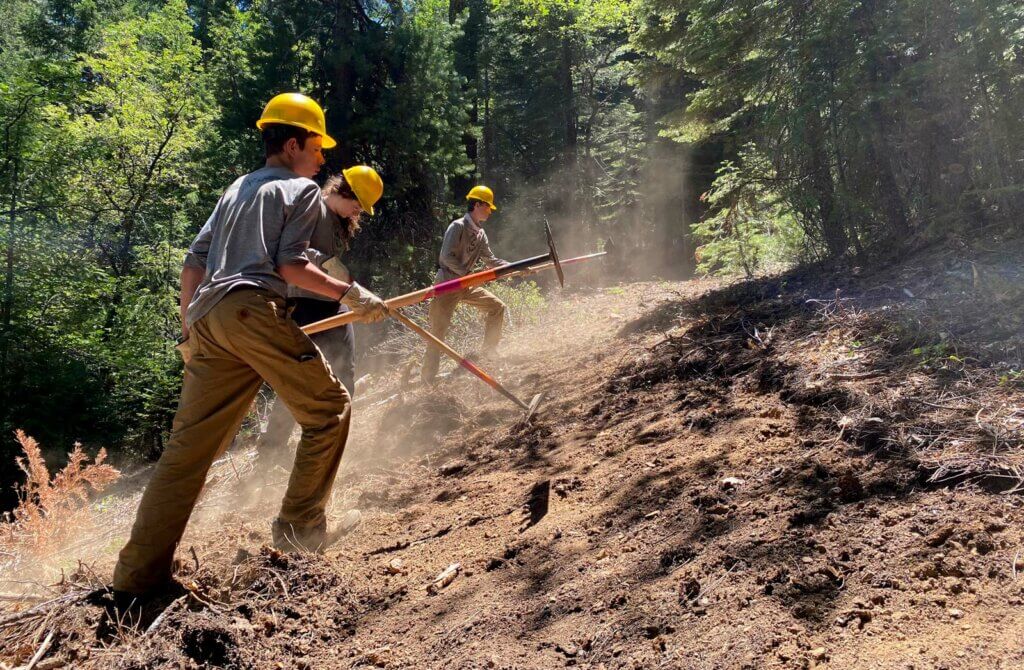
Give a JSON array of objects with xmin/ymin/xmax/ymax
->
[{"xmin": 692, "ymin": 151, "xmax": 806, "ymax": 277}]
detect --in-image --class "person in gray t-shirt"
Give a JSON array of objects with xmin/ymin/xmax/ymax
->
[{"xmin": 113, "ymin": 93, "xmax": 389, "ymax": 601}]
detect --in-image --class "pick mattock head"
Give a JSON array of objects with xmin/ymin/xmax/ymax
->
[
  {"xmin": 525, "ymin": 392, "xmax": 544, "ymax": 421},
  {"xmin": 544, "ymin": 221, "xmax": 565, "ymax": 288}
]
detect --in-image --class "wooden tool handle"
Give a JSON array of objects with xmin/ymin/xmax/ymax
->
[
  {"xmin": 391, "ymin": 310, "xmax": 530, "ymax": 412},
  {"xmin": 302, "ymin": 289, "xmax": 429, "ymax": 335},
  {"xmin": 390, "ymin": 311, "xmax": 461, "ymax": 361}
]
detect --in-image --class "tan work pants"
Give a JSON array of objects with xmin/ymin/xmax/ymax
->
[
  {"xmin": 113, "ymin": 289, "xmax": 351, "ymax": 594},
  {"xmin": 421, "ymin": 286, "xmax": 505, "ymax": 382}
]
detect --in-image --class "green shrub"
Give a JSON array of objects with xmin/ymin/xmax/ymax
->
[{"xmin": 692, "ymin": 150, "xmax": 807, "ymax": 277}]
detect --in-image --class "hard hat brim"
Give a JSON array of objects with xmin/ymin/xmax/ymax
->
[
  {"xmin": 352, "ymin": 189, "xmax": 374, "ymax": 216},
  {"xmin": 256, "ymin": 118, "xmax": 337, "ymax": 149},
  {"xmin": 465, "ymin": 194, "xmax": 497, "ymax": 211}
]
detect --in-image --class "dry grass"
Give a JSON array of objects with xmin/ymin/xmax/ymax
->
[{"xmin": 0, "ymin": 431, "xmax": 120, "ymax": 575}]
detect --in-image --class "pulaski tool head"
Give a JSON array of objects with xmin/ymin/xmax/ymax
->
[
  {"xmin": 544, "ymin": 221, "xmax": 565, "ymax": 288},
  {"xmin": 525, "ymin": 393, "xmax": 544, "ymax": 421}
]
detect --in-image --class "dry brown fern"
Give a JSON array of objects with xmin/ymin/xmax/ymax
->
[{"xmin": 1, "ymin": 430, "xmax": 120, "ymax": 556}]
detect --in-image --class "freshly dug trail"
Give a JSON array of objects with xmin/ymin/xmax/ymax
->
[{"xmin": 3, "ymin": 242, "xmax": 1024, "ymax": 669}]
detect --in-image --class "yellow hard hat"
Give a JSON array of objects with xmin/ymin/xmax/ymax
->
[
  {"xmin": 256, "ymin": 93, "xmax": 336, "ymax": 149},
  {"xmin": 466, "ymin": 185, "xmax": 497, "ymax": 211},
  {"xmin": 343, "ymin": 165, "xmax": 384, "ymax": 216}
]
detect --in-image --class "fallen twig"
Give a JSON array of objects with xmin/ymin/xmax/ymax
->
[
  {"xmin": 912, "ymin": 398, "xmax": 972, "ymax": 411},
  {"xmin": 23, "ymin": 628, "xmax": 54, "ymax": 670},
  {"xmin": 145, "ymin": 595, "xmax": 187, "ymax": 636},
  {"xmin": 0, "ymin": 591, "xmax": 89, "ymax": 628},
  {"xmin": 0, "ymin": 593, "xmax": 47, "ymax": 603},
  {"xmin": 827, "ymin": 370, "xmax": 884, "ymax": 380}
]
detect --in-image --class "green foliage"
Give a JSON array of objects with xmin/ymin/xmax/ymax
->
[
  {"xmin": 479, "ymin": 0, "xmax": 677, "ymax": 270},
  {"xmin": 488, "ymin": 280, "xmax": 546, "ymax": 326},
  {"xmin": 692, "ymin": 149, "xmax": 805, "ymax": 277},
  {"xmin": 1, "ymin": 0, "xmax": 215, "ymax": 471},
  {"xmin": 634, "ymin": 0, "xmax": 1024, "ymax": 258}
]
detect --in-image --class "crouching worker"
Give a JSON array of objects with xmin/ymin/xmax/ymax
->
[
  {"xmin": 256, "ymin": 166, "xmax": 384, "ymax": 474},
  {"xmin": 421, "ymin": 185, "xmax": 508, "ymax": 384},
  {"xmin": 112, "ymin": 93, "xmax": 388, "ymax": 602}
]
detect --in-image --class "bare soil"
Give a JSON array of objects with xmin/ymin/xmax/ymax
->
[{"xmin": 3, "ymin": 240, "xmax": 1024, "ymax": 669}]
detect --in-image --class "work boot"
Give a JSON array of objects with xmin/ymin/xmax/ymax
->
[
  {"xmin": 271, "ymin": 510, "xmax": 362, "ymax": 554},
  {"xmin": 91, "ymin": 579, "xmax": 186, "ymax": 637}
]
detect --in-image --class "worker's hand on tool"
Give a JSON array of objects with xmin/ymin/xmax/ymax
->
[{"xmin": 340, "ymin": 282, "xmax": 389, "ymax": 323}]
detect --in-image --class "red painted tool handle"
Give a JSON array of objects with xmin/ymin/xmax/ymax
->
[
  {"xmin": 389, "ymin": 310, "xmax": 530, "ymax": 411},
  {"xmin": 301, "ymin": 251, "xmax": 604, "ymax": 336}
]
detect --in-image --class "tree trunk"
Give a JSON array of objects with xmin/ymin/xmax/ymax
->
[
  {"xmin": 323, "ymin": 0, "xmax": 360, "ymax": 169},
  {"xmin": 858, "ymin": 0, "xmax": 910, "ymax": 239},
  {"xmin": 557, "ymin": 23, "xmax": 579, "ymax": 229},
  {"xmin": 805, "ymin": 108, "xmax": 847, "ymax": 257}
]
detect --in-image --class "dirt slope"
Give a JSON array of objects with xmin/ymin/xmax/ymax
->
[{"xmin": 3, "ymin": 245, "xmax": 1024, "ymax": 669}]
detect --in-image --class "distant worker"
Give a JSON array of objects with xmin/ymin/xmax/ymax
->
[
  {"xmin": 256, "ymin": 166, "xmax": 384, "ymax": 473},
  {"xmin": 421, "ymin": 185, "xmax": 507, "ymax": 384},
  {"xmin": 112, "ymin": 93, "xmax": 388, "ymax": 604}
]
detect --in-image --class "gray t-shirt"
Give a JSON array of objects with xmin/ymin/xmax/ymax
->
[
  {"xmin": 289, "ymin": 210, "xmax": 346, "ymax": 302},
  {"xmin": 435, "ymin": 213, "xmax": 506, "ymax": 282},
  {"xmin": 183, "ymin": 166, "xmax": 325, "ymax": 327}
]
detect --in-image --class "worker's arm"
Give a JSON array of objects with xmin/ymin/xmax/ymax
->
[
  {"xmin": 438, "ymin": 222, "xmax": 469, "ymax": 276},
  {"xmin": 179, "ymin": 265, "xmax": 205, "ymax": 339},
  {"xmin": 276, "ymin": 184, "xmax": 386, "ymax": 322},
  {"xmin": 279, "ymin": 261, "xmax": 388, "ymax": 322},
  {"xmin": 480, "ymin": 232, "xmax": 508, "ymax": 268},
  {"xmin": 179, "ymin": 210, "xmax": 218, "ymax": 339},
  {"xmin": 278, "ymin": 261, "xmax": 349, "ymax": 301}
]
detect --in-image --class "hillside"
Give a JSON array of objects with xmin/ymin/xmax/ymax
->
[{"xmin": 3, "ymin": 242, "xmax": 1024, "ymax": 669}]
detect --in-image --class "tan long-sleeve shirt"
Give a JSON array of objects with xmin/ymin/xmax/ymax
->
[{"xmin": 435, "ymin": 213, "xmax": 506, "ymax": 282}]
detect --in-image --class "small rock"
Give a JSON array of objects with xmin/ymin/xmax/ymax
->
[
  {"xmin": 439, "ymin": 461, "xmax": 467, "ymax": 476},
  {"xmin": 556, "ymin": 643, "xmax": 579, "ymax": 658},
  {"xmin": 230, "ymin": 617, "xmax": 255, "ymax": 634},
  {"xmin": 948, "ymin": 608, "xmax": 965, "ymax": 619},
  {"xmin": 679, "ymin": 578, "xmax": 701, "ymax": 602},
  {"xmin": 810, "ymin": 647, "xmax": 827, "ymax": 661},
  {"xmin": 386, "ymin": 558, "xmax": 407, "ymax": 575},
  {"xmin": 926, "ymin": 526, "xmax": 955, "ymax": 548},
  {"xmin": 364, "ymin": 647, "xmax": 393, "ymax": 667},
  {"xmin": 427, "ymin": 563, "xmax": 462, "ymax": 594},
  {"xmin": 721, "ymin": 477, "xmax": 745, "ymax": 490}
]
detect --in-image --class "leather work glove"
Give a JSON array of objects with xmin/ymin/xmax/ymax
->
[{"xmin": 340, "ymin": 282, "xmax": 388, "ymax": 323}]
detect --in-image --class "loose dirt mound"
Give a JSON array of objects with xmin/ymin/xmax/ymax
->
[{"xmin": 3, "ymin": 243, "xmax": 1024, "ymax": 669}]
